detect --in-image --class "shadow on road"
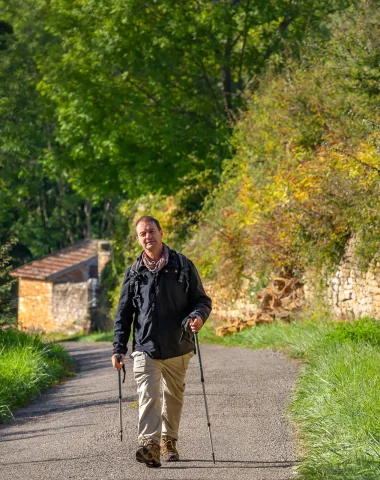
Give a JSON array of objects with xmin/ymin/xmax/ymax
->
[
  {"xmin": 161, "ymin": 459, "xmax": 299, "ymax": 470},
  {"xmin": 0, "ymin": 423, "xmax": 96, "ymax": 442},
  {"xmin": 2, "ymin": 456, "xmax": 299, "ymax": 469},
  {"xmin": 1, "ymin": 456, "xmax": 98, "ymax": 466}
]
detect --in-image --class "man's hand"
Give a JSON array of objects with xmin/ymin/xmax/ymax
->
[
  {"xmin": 112, "ymin": 353, "xmax": 125, "ymax": 370},
  {"xmin": 189, "ymin": 316, "xmax": 203, "ymax": 332}
]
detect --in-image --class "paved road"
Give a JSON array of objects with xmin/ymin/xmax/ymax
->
[{"xmin": 0, "ymin": 342, "xmax": 299, "ymax": 480}]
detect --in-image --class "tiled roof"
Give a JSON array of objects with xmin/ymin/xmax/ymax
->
[{"xmin": 10, "ymin": 239, "xmax": 99, "ymax": 281}]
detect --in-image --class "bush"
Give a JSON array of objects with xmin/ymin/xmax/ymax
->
[
  {"xmin": 325, "ymin": 318, "xmax": 380, "ymax": 347},
  {"xmin": 186, "ymin": 1, "xmax": 380, "ymax": 292},
  {"xmin": 0, "ymin": 238, "xmax": 17, "ymax": 327}
]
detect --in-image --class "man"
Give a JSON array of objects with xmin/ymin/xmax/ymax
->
[{"xmin": 112, "ymin": 216, "xmax": 212, "ymax": 468}]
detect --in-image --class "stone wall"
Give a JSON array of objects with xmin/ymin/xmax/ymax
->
[
  {"xmin": 205, "ymin": 279, "xmax": 258, "ymax": 325},
  {"xmin": 208, "ymin": 236, "xmax": 380, "ymax": 325},
  {"xmin": 323, "ymin": 237, "xmax": 380, "ymax": 320},
  {"xmin": 18, "ymin": 278, "xmax": 105, "ymax": 334},
  {"xmin": 52, "ymin": 280, "xmax": 93, "ymax": 333},
  {"xmin": 18, "ymin": 278, "xmax": 55, "ymax": 331}
]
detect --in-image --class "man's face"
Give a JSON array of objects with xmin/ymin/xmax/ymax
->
[{"xmin": 136, "ymin": 220, "xmax": 163, "ymax": 252}]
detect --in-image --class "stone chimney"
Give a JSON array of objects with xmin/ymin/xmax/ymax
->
[{"xmin": 97, "ymin": 241, "xmax": 112, "ymax": 281}]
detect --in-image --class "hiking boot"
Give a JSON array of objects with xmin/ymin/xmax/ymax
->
[
  {"xmin": 136, "ymin": 440, "xmax": 161, "ymax": 468},
  {"xmin": 161, "ymin": 435, "xmax": 179, "ymax": 462}
]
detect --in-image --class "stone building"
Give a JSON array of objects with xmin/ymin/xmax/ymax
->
[{"xmin": 10, "ymin": 239, "xmax": 112, "ymax": 334}]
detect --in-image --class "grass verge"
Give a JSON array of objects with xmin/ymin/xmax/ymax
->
[
  {"xmin": 43, "ymin": 330, "xmax": 114, "ymax": 343},
  {"xmin": 0, "ymin": 328, "xmax": 74, "ymax": 423},
  {"xmin": 292, "ymin": 339, "xmax": 380, "ymax": 479}
]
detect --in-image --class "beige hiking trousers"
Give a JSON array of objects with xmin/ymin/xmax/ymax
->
[{"xmin": 132, "ymin": 350, "xmax": 194, "ymax": 445}]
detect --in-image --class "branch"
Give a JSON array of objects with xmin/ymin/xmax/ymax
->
[
  {"xmin": 333, "ymin": 147, "xmax": 380, "ymax": 174},
  {"xmin": 237, "ymin": 0, "xmax": 252, "ymax": 91}
]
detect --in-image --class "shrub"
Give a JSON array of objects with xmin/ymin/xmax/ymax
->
[{"xmin": 186, "ymin": 1, "xmax": 380, "ymax": 292}]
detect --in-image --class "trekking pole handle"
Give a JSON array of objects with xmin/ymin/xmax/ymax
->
[{"xmin": 116, "ymin": 354, "xmax": 126, "ymax": 383}]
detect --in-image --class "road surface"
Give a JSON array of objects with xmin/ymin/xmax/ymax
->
[{"xmin": 0, "ymin": 342, "xmax": 299, "ymax": 480}]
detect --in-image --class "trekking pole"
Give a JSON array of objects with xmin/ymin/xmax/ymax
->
[
  {"xmin": 194, "ymin": 332, "xmax": 216, "ymax": 464},
  {"xmin": 116, "ymin": 355, "xmax": 126, "ymax": 442}
]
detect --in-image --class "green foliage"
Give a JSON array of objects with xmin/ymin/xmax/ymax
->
[
  {"xmin": 0, "ymin": 239, "xmax": 17, "ymax": 326},
  {"xmin": 36, "ymin": 0, "xmax": 349, "ymax": 197},
  {"xmin": 0, "ymin": 0, "xmax": 360, "ymax": 280},
  {"xmin": 0, "ymin": 0, "xmax": 116, "ymax": 260},
  {"xmin": 188, "ymin": 0, "xmax": 380, "ymax": 289},
  {"xmin": 0, "ymin": 329, "xmax": 74, "ymax": 423},
  {"xmin": 325, "ymin": 317, "xmax": 380, "ymax": 346}
]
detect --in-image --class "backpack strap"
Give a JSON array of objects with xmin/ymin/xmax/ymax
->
[
  {"xmin": 128, "ymin": 258, "xmax": 142, "ymax": 308},
  {"xmin": 177, "ymin": 253, "xmax": 190, "ymax": 292}
]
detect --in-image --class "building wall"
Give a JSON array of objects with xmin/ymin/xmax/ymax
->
[
  {"xmin": 52, "ymin": 280, "xmax": 92, "ymax": 333},
  {"xmin": 18, "ymin": 278, "xmax": 55, "ymax": 331},
  {"xmin": 15, "ymin": 243, "xmax": 113, "ymax": 333}
]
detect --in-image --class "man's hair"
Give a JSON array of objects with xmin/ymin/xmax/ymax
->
[{"xmin": 135, "ymin": 216, "xmax": 162, "ymax": 232}]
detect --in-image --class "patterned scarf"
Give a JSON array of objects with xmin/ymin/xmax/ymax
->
[{"xmin": 142, "ymin": 243, "xmax": 169, "ymax": 273}]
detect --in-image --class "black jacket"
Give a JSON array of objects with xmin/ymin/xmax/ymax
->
[{"xmin": 113, "ymin": 248, "xmax": 212, "ymax": 359}]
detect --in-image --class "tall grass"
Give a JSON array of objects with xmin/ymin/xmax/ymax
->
[
  {"xmin": 0, "ymin": 328, "xmax": 74, "ymax": 423},
  {"xmin": 292, "ymin": 341, "xmax": 380, "ymax": 479},
  {"xmin": 198, "ymin": 319, "xmax": 334, "ymax": 358}
]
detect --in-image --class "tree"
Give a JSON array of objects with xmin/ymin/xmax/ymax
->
[
  {"xmin": 186, "ymin": 0, "xmax": 380, "ymax": 284},
  {"xmin": 0, "ymin": 20, "xmax": 13, "ymax": 50},
  {"xmin": 38, "ymin": 0, "xmax": 350, "ymax": 198},
  {"xmin": 0, "ymin": 238, "xmax": 17, "ymax": 326},
  {"xmin": 0, "ymin": 0, "xmax": 116, "ymax": 259}
]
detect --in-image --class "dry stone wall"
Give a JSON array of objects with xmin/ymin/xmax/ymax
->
[
  {"xmin": 323, "ymin": 237, "xmax": 380, "ymax": 320},
  {"xmin": 208, "ymin": 236, "xmax": 380, "ymax": 326},
  {"xmin": 204, "ymin": 279, "xmax": 258, "ymax": 325}
]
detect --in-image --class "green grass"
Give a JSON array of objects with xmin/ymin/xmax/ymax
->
[
  {"xmin": 43, "ymin": 330, "xmax": 114, "ymax": 343},
  {"xmin": 0, "ymin": 328, "xmax": 74, "ymax": 423},
  {"xmin": 198, "ymin": 320, "xmax": 334, "ymax": 358},
  {"xmin": 292, "ymin": 340, "xmax": 380, "ymax": 479}
]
